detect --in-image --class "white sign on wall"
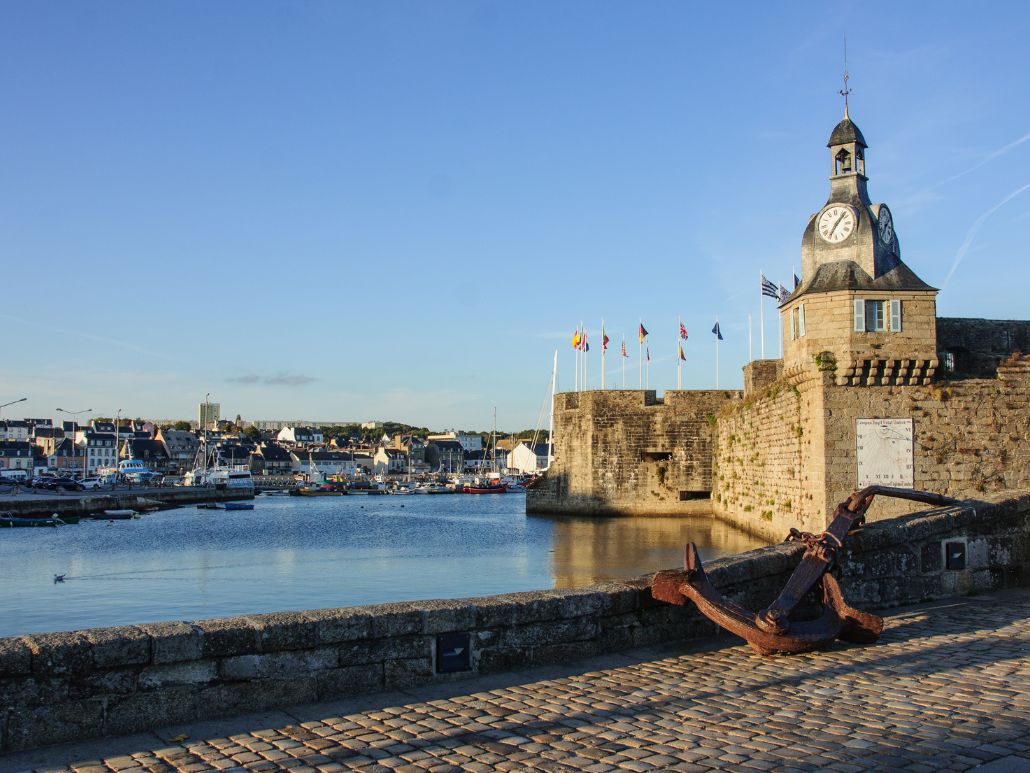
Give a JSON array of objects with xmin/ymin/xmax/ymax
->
[{"xmin": 856, "ymin": 418, "xmax": 914, "ymax": 488}]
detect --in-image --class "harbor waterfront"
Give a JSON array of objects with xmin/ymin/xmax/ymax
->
[{"xmin": 0, "ymin": 493, "xmax": 764, "ymax": 638}]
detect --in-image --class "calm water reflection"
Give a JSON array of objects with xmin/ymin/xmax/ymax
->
[{"xmin": 0, "ymin": 494, "xmax": 765, "ymax": 636}]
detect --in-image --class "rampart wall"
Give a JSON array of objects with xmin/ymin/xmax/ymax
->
[
  {"xmin": 713, "ymin": 356, "xmax": 1030, "ymax": 542},
  {"xmin": 526, "ymin": 390, "xmax": 741, "ymax": 515},
  {"xmin": 2, "ymin": 491, "xmax": 1027, "ymax": 752}
]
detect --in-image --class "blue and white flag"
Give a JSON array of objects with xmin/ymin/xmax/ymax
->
[
  {"xmin": 778, "ymin": 284, "xmax": 790, "ymax": 304},
  {"xmin": 712, "ymin": 321, "xmax": 723, "ymax": 340},
  {"xmin": 760, "ymin": 274, "xmax": 778, "ymax": 299}
]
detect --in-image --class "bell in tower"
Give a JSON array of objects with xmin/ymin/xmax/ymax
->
[{"xmin": 779, "ymin": 85, "xmax": 939, "ymax": 388}]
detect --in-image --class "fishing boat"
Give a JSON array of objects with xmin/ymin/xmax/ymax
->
[
  {"xmin": 102, "ymin": 509, "xmax": 138, "ymax": 520},
  {"xmin": 0, "ymin": 515, "xmax": 63, "ymax": 527},
  {"xmin": 462, "ymin": 478, "xmax": 508, "ymax": 494},
  {"xmin": 347, "ymin": 481, "xmax": 387, "ymax": 495},
  {"xmin": 292, "ymin": 482, "xmax": 349, "ymax": 496},
  {"xmin": 415, "ymin": 482, "xmax": 450, "ymax": 494}
]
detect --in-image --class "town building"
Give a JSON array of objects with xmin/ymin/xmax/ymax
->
[
  {"xmin": 199, "ymin": 401, "xmax": 220, "ymax": 431},
  {"xmin": 507, "ymin": 441, "xmax": 551, "ymax": 474},
  {"xmin": 0, "ymin": 441, "xmax": 33, "ymax": 472},
  {"xmin": 276, "ymin": 426, "xmax": 324, "ymax": 446},
  {"xmin": 155, "ymin": 428, "xmax": 201, "ymax": 474}
]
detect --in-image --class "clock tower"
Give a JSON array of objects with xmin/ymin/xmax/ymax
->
[{"xmin": 780, "ymin": 108, "xmax": 939, "ymax": 387}]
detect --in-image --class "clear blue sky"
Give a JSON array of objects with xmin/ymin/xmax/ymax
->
[{"xmin": 2, "ymin": 1, "xmax": 1027, "ymax": 430}]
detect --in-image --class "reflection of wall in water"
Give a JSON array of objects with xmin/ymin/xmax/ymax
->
[{"xmin": 549, "ymin": 516, "xmax": 765, "ymax": 589}]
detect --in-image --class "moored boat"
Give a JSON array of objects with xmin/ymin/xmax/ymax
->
[
  {"xmin": 224, "ymin": 501, "xmax": 255, "ymax": 510},
  {"xmin": 101, "ymin": 510, "xmax": 138, "ymax": 519},
  {"xmin": 0, "ymin": 515, "xmax": 63, "ymax": 527},
  {"xmin": 462, "ymin": 481, "xmax": 507, "ymax": 494}
]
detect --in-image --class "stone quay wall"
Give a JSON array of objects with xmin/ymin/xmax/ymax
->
[
  {"xmin": 0, "ymin": 488, "xmax": 251, "ymax": 519},
  {"xmin": 526, "ymin": 389, "xmax": 741, "ymax": 516},
  {"xmin": 1, "ymin": 490, "xmax": 1027, "ymax": 753}
]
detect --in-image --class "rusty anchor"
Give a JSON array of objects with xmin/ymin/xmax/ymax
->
[{"xmin": 652, "ymin": 486, "xmax": 957, "ymax": 655}]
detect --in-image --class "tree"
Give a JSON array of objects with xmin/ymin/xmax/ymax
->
[
  {"xmin": 172, "ymin": 420, "xmax": 192, "ymax": 432},
  {"xmin": 243, "ymin": 426, "xmax": 262, "ymax": 440}
]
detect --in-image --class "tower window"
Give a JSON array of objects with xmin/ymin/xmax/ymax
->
[
  {"xmin": 853, "ymin": 299, "xmax": 900, "ymax": 333},
  {"xmin": 835, "ymin": 149, "xmax": 852, "ymax": 175}
]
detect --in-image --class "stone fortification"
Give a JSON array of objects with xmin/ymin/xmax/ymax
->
[
  {"xmin": 711, "ymin": 353, "xmax": 1030, "ymax": 542},
  {"xmin": 1, "ymin": 491, "xmax": 1026, "ymax": 752},
  {"xmin": 526, "ymin": 389, "xmax": 740, "ymax": 516}
]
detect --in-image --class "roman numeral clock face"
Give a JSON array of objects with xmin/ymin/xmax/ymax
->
[{"xmin": 818, "ymin": 205, "xmax": 856, "ymax": 243}]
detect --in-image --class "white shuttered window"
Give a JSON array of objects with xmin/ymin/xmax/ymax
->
[
  {"xmin": 853, "ymin": 298, "xmax": 865, "ymax": 332},
  {"xmin": 890, "ymin": 299, "xmax": 902, "ymax": 332}
]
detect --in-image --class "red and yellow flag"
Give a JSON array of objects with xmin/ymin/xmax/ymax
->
[{"xmin": 638, "ymin": 324, "xmax": 648, "ymax": 343}]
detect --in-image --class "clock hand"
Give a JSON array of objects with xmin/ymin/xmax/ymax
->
[{"xmin": 830, "ymin": 211, "xmax": 846, "ymax": 235}]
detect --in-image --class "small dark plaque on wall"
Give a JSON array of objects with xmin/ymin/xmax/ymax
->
[
  {"xmin": 945, "ymin": 541, "xmax": 966, "ymax": 571},
  {"xmin": 436, "ymin": 632, "xmax": 471, "ymax": 673}
]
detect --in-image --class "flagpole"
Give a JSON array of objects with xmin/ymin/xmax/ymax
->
[
  {"xmin": 638, "ymin": 320, "xmax": 642, "ymax": 390},
  {"xmin": 748, "ymin": 313, "xmax": 753, "ymax": 362},
  {"xmin": 574, "ymin": 330, "xmax": 579, "ymax": 392},
  {"xmin": 579, "ymin": 321, "xmax": 584, "ymax": 392},
  {"xmin": 715, "ymin": 316, "xmax": 720, "ymax": 389},
  {"xmin": 600, "ymin": 319, "xmax": 606, "ymax": 390},
  {"xmin": 760, "ymin": 271, "xmax": 765, "ymax": 359},
  {"xmin": 646, "ymin": 348, "xmax": 650, "ymax": 390},
  {"xmin": 677, "ymin": 316, "xmax": 682, "ymax": 390},
  {"xmin": 622, "ymin": 337, "xmax": 626, "ymax": 389}
]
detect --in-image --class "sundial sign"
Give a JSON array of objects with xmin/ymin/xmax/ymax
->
[{"xmin": 856, "ymin": 418, "xmax": 914, "ymax": 488}]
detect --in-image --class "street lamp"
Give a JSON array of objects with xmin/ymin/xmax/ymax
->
[
  {"xmin": 57, "ymin": 407, "xmax": 92, "ymax": 478},
  {"xmin": 0, "ymin": 397, "xmax": 27, "ymax": 419}
]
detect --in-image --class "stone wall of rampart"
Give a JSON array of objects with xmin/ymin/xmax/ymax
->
[
  {"xmin": 2, "ymin": 491, "xmax": 1027, "ymax": 753},
  {"xmin": 526, "ymin": 390, "xmax": 741, "ymax": 515}
]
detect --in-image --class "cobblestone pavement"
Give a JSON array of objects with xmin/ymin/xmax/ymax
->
[{"xmin": 4, "ymin": 589, "xmax": 1029, "ymax": 773}]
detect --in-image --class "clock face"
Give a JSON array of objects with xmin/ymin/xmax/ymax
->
[
  {"xmin": 818, "ymin": 205, "xmax": 856, "ymax": 243},
  {"xmin": 878, "ymin": 205, "xmax": 895, "ymax": 245}
]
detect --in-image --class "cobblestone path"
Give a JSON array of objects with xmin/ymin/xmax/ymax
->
[{"xmin": 5, "ymin": 589, "xmax": 1029, "ymax": 773}]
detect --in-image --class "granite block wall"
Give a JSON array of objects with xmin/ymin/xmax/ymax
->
[
  {"xmin": 2, "ymin": 491, "xmax": 1027, "ymax": 752},
  {"xmin": 526, "ymin": 390, "xmax": 741, "ymax": 515}
]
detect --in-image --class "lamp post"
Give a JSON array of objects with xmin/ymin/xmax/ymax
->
[
  {"xmin": 0, "ymin": 397, "xmax": 27, "ymax": 420},
  {"xmin": 57, "ymin": 407, "xmax": 92, "ymax": 478}
]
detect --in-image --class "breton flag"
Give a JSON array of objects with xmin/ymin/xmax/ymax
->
[
  {"xmin": 679, "ymin": 322, "xmax": 689, "ymax": 340},
  {"xmin": 712, "ymin": 321, "xmax": 724, "ymax": 340},
  {"xmin": 760, "ymin": 274, "xmax": 778, "ymax": 299},
  {"xmin": 582, "ymin": 330, "xmax": 589, "ymax": 352},
  {"xmin": 639, "ymin": 323, "xmax": 649, "ymax": 343},
  {"xmin": 778, "ymin": 284, "xmax": 790, "ymax": 304},
  {"xmin": 620, "ymin": 338, "xmax": 628, "ymax": 358},
  {"xmin": 678, "ymin": 343, "xmax": 686, "ymax": 361}
]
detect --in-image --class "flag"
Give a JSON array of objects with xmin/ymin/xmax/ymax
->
[
  {"xmin": 571, "ymin": 330, "xmax": 581, "ymax": 350},
  {"xmin": 712, "ymin": 321, "xmax": 723, "ymax": 340},
  {"xmin": 778, "ymin": 284, "xmax": 790, "ymax": 304},
  {"xmin": 602, "ymin": 326, "xmax": 610, "ymax": 351},
  {"xmin": 584, "ymin": 341, "xmax": 590, "ymax": 352},
  {"xmin": 678, "ymin": 343, "xmax": 686, "ymax": 361},
  {"xmin": 760, "ymin": 274, "xmax": 778, "ymax": 299},
  {"xmin": 646, "ymin": 346, "xmax": 650, "ymax": 362},
  {"xmin": 679, "ymin": 322, "xmax": 689, "ymax": 340},
  {"xmin": 620, "ymin": 338, "xmax": 628, "ymax": 358},
  {"xmin": 793, "ymin": 272, "xmax": 801, "ymax": 289},
  {"xmin": 639, "ymin": 323, "xmax": 648, "ymax": 343}
]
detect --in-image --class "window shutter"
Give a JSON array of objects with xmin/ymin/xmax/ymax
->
[
  {"xmin": 853, "ymin": 298, "xmax": 865, "ymax": 332},
  {"xmin": 890, "ymin": 299, "xmax": 902, "ymax": 332},
  {"xmin": 789, "ymin": 309, "xmax": 796, "ymax": 340},
  {"xmin": 798, "ymin": 304, "xmax": 806, "ymax": 336}
]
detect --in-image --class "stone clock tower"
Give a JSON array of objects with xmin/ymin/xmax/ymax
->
[{"xmin": 780, "ymin": 109, "xmax": 939, "ymax": 386}]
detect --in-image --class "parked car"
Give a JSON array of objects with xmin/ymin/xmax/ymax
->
[
  {"xmin": 79, "ymin": 476, "xmax": 104, "ymax": 489},
  {"xmin": 42, "ymin": 477, "xmax": 85, "ymax": 491}
]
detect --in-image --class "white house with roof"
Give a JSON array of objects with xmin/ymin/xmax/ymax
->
[
  {"xmin": 507, "ymin": 442, "xmax": 551, "ymax": 474},
  {"xmin": 277, "ymin": 426, "xmax": 324, "ymax": 446}
]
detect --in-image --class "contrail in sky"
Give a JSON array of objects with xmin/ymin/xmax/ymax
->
[
  {"xmin": 933, "ymin": 132, "xmax": 1030, "ymax": 189},
  {"xmin": 0, "ymin": 313, "xmax": 180, "ymax": 362},
  {"xmin": 943, "ymin": 182, "xmax": 1030, "ymax": 288}
]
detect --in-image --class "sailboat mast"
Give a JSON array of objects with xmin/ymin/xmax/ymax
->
[{"xmin": 547, "ymin": 350, "xmax": 557, "ymax": 470}]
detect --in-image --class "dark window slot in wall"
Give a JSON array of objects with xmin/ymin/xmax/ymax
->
[
  {"xmin": 641, "ymin": 451, "xmax": 672, "ymax": 461},
  {"xmin": 679, "ymin": 491, "xmax": 711, "ymax": 501}
]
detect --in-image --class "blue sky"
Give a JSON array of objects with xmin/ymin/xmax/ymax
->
[{"xmin": 2, "ymin": 2, "xmax": 1027, "ymax": 430}]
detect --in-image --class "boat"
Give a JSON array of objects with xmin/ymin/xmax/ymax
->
[
  {"xmin": 197, "ymin": 503, "xmax": 223, "ymax": 510},
  {"xmin": 0, "ymin": 515, "xmax": 63, "ymax": 528},
  {"xmin": 224, "ymin": 501, "xmax": 255, "ymax": 510},
  {"xmin": 347, "ymin": 481, "xmax": 387, "ymax": 495},
  {"xmin": 292, "ymin": 482, "xmax": 349, "ymax": 496},
  {"xmin": 415, "ymin": 482, "xmax": 450, "ymax": 494},
  {"xmin": 101, "ymin": 510, "xmax": 138, "ymax": 520},
  {"xmin": 462, "ymin": 478, "xmax": 508, "ymax": 494},
  {"xmin": 117, "ymin": 459, "xmax": 159, "ymax": 484}
]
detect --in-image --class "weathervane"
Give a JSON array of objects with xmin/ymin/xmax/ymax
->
[{"xmin": 840, "ymin": 35, "xmax": 851, "ymax": 118}]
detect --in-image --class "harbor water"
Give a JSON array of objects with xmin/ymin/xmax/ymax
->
[{"xmin": 0, "ymin": 493, "xmax": 765, "ymax": 637}]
